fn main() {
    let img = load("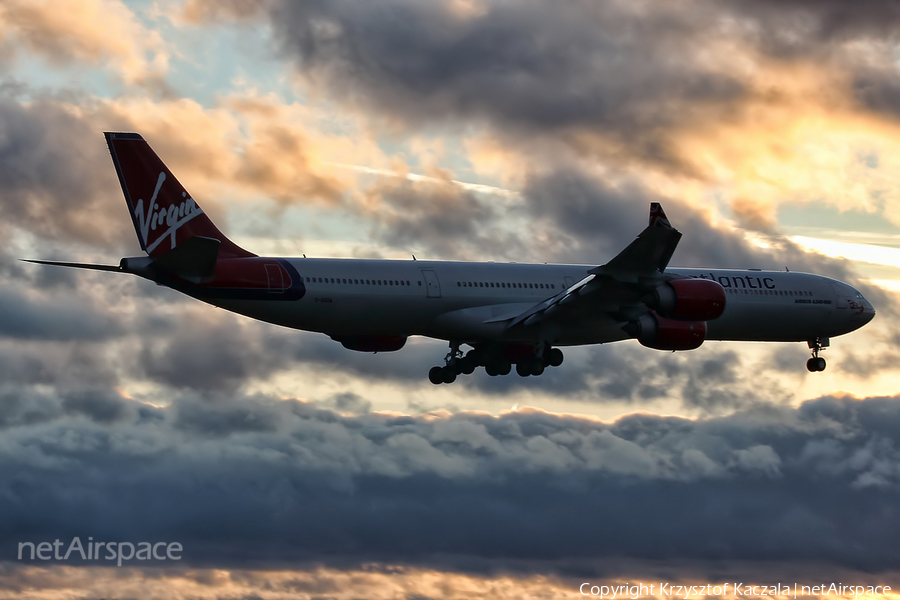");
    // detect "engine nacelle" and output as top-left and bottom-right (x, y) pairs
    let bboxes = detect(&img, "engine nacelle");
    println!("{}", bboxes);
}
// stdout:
(648, 278), (726, 321)
(332, 335), (408, 353)
(625, 313), (707, 351)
